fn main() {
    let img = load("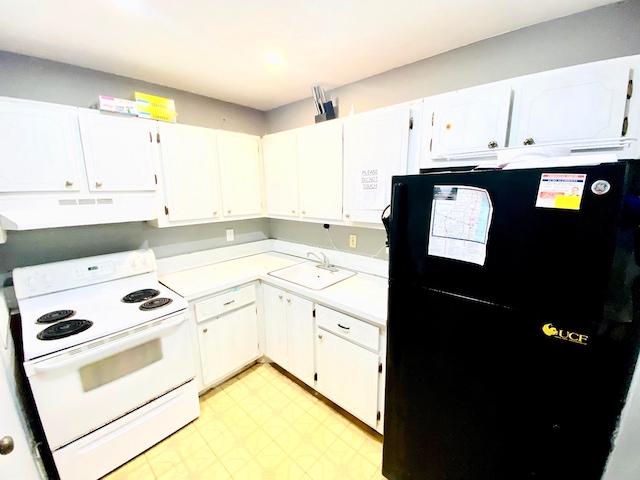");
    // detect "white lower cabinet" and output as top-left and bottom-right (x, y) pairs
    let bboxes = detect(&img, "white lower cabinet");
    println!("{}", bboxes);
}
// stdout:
(263, 284), (315, 386)
(315, 305), (381, 430)
(195, 284), (259, 389)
